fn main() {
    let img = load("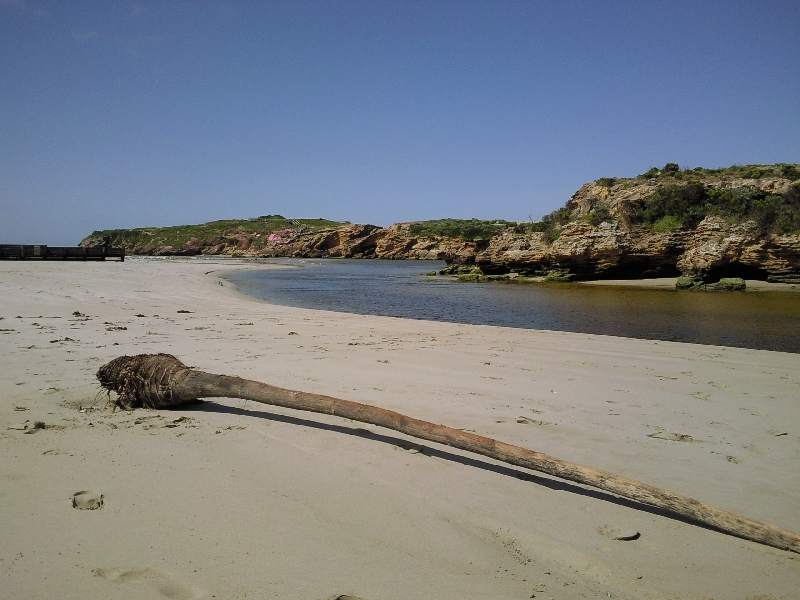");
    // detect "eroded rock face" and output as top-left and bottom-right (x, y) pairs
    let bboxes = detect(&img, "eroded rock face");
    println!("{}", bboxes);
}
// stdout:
(258, 223), (461, 260)
(81, 219), (475, 261)
(474, 214), (800, 282)
(473, 174), (800, 282)
(474, 230), (550, 275)
(475, 222), (689, 279)
(740, 236), (800, 282)
(550, 222), (631, 276)
(659, 215), (800, 282)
